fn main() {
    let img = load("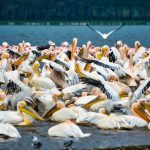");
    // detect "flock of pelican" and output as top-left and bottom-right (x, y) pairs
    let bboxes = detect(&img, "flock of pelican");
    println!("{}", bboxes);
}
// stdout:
(0, 39), (150, 140)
